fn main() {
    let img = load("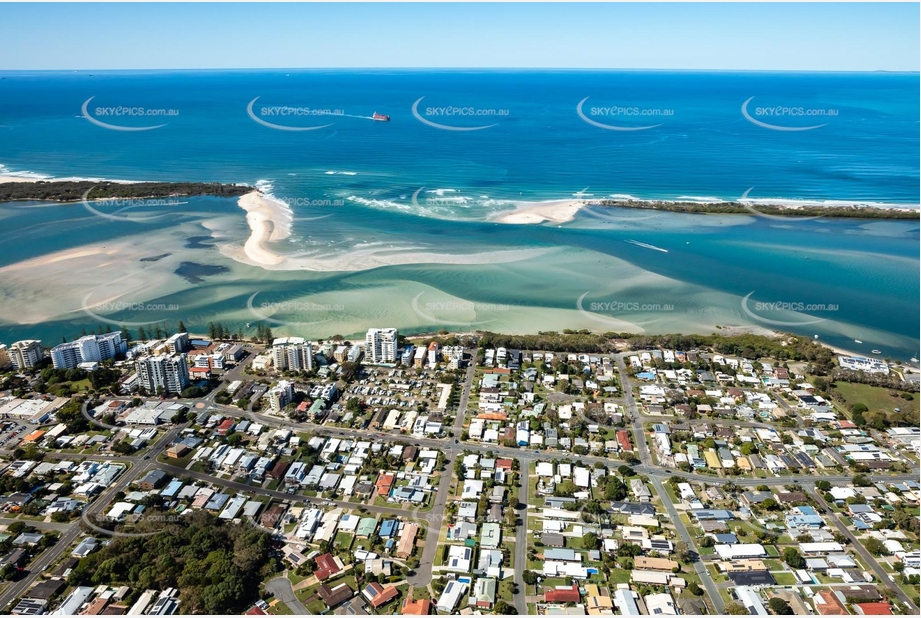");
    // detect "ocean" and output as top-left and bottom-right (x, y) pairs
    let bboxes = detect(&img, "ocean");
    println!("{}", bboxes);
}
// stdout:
(0, 70), (918, 359)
